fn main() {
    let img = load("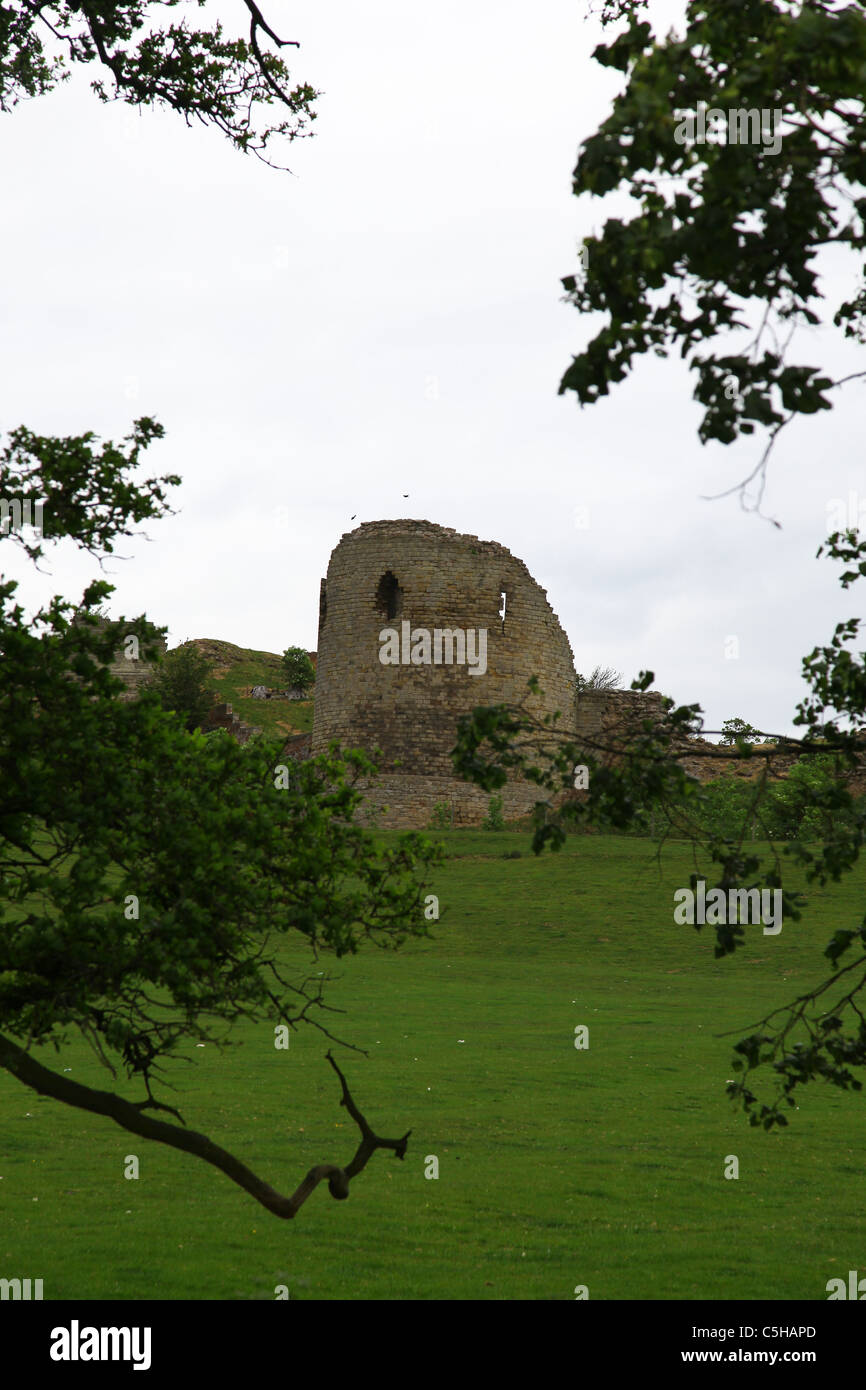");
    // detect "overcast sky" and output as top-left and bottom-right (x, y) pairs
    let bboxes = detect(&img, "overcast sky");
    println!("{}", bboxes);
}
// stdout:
(2, 0), (863, 739)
